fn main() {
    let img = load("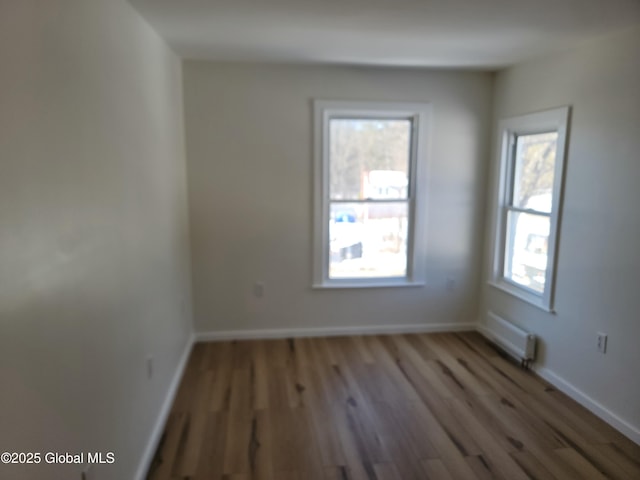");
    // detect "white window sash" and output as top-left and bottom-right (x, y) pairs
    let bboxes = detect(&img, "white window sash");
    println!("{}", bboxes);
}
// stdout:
(491, 106), (570, 311)
(313, 100), (431, 288)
